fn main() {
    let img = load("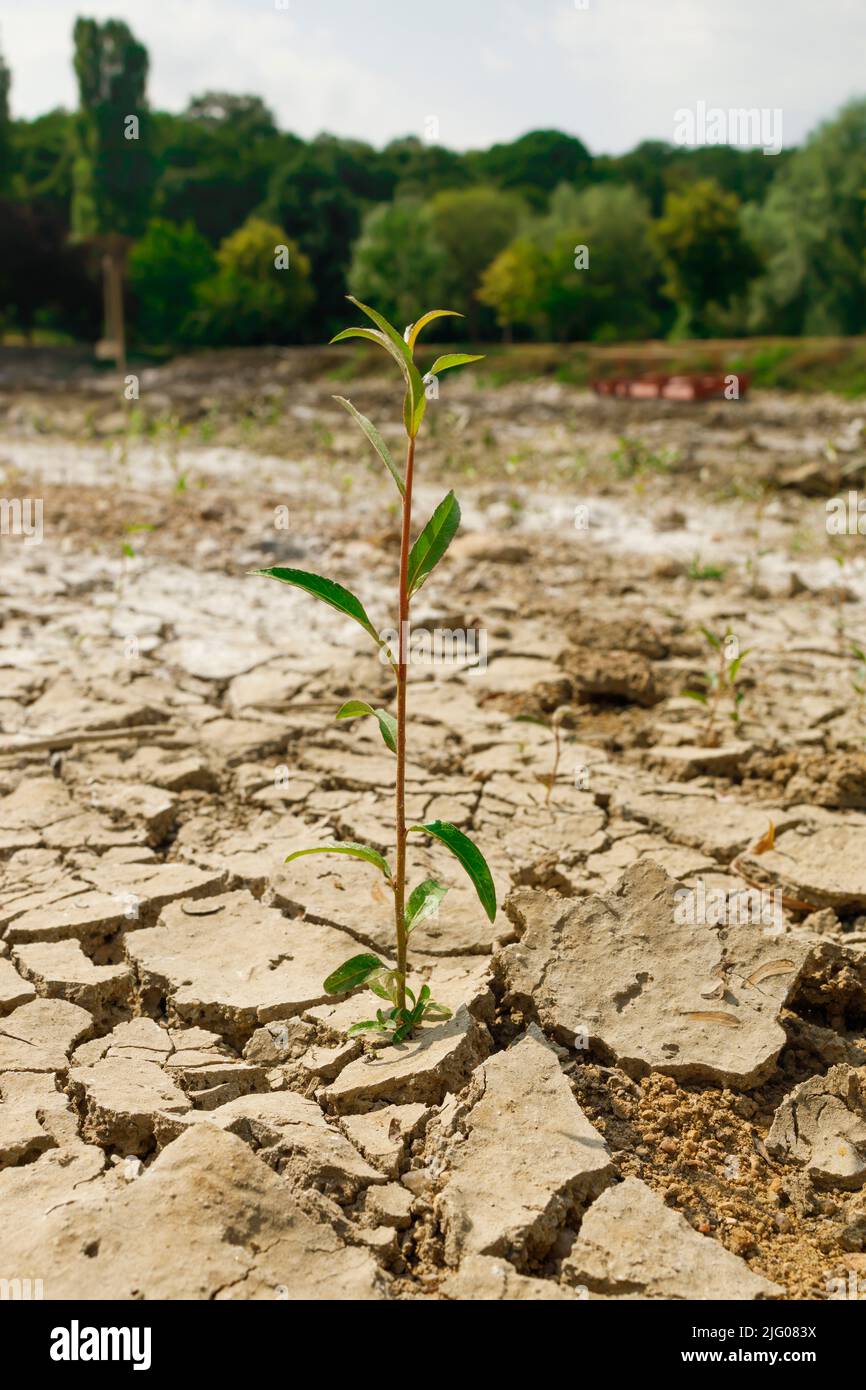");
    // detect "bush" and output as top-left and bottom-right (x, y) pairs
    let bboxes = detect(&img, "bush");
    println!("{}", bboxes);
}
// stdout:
(191, 216), (313, 345)
(128, 218), (216, 346)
